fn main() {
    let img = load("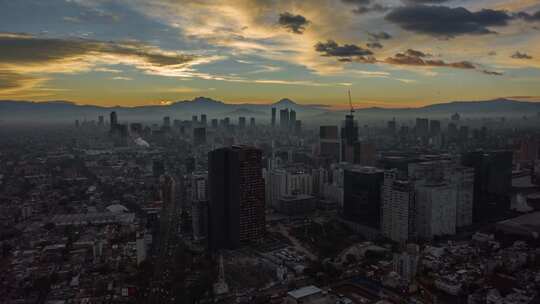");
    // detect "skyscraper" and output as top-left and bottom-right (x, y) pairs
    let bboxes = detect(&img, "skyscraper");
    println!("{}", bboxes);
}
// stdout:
(341, 113), (358, 162)
(98, 115), (104, 126)
(279, 108), (289, 130)
(193, 127), (206, 146)
(381, 170), (416, 243)
(343, 166), (384, 229)
(208, 146), (265, 251)
(319, 126), (340, 161)
(238, 116), (246, 129)
(250, 117), (255, 127)
(201, 114), (207, 126)
(110, 111), (118, 129)
(289, 109), (296, 130)
(211, 118), (218, 128)
(163, 116), (171, 129)
(415, 118), (429, 138)
(461, 151), (512, 222)
(271, 107), (276, 127)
